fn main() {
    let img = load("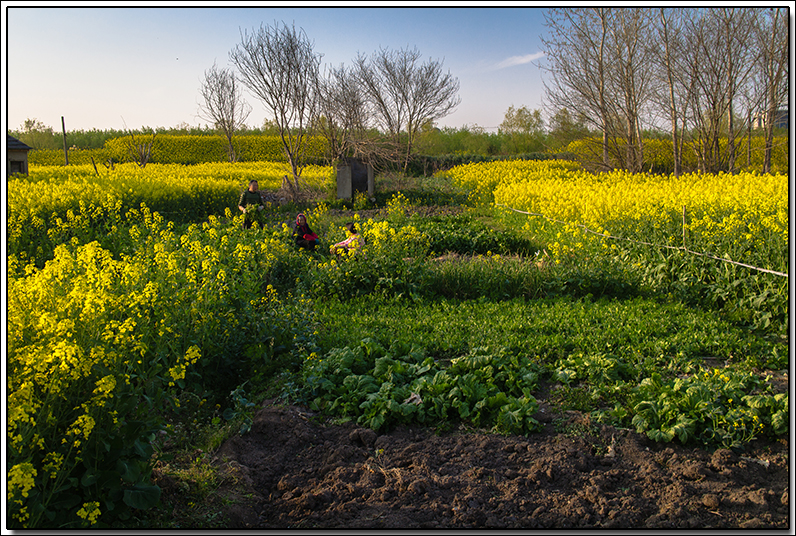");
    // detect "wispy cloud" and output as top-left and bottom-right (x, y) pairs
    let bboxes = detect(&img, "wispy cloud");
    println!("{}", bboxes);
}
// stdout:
(492, 52), (545, 70)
